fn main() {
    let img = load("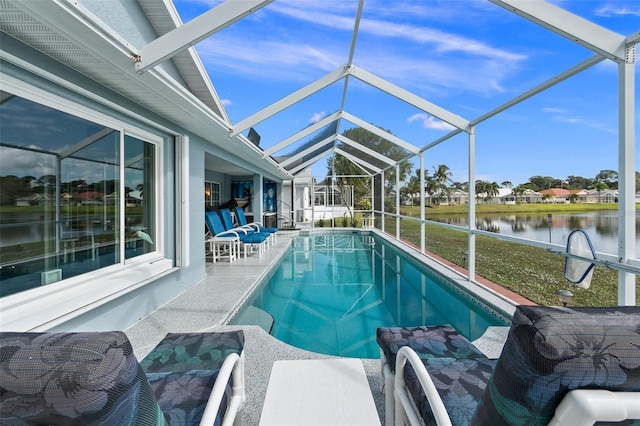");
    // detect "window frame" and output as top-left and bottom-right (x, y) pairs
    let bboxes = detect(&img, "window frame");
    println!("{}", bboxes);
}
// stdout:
(205, 181), (221, 209)
(0, 71), (174, 331)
